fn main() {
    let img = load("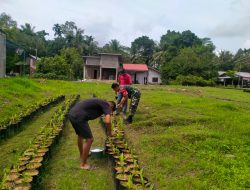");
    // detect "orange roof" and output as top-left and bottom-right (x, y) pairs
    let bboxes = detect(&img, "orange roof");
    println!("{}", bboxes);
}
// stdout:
(123, 64), (148, 72)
